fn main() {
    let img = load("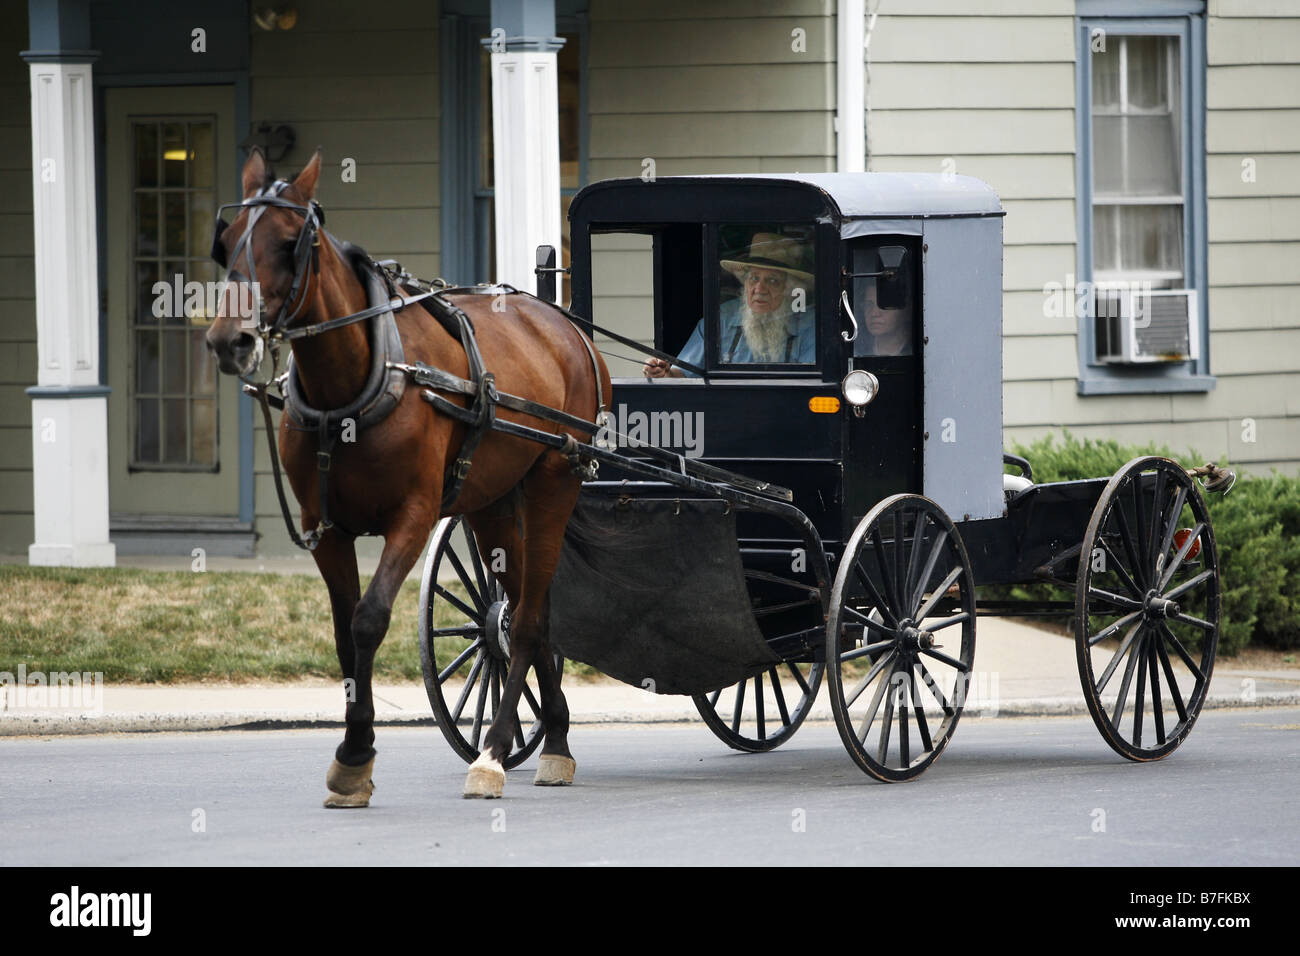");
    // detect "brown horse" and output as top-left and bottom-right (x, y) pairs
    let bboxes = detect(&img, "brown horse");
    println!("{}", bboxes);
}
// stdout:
(205, 148), (610, 803)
